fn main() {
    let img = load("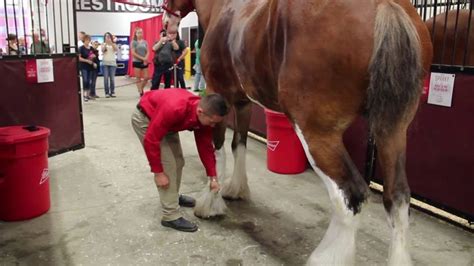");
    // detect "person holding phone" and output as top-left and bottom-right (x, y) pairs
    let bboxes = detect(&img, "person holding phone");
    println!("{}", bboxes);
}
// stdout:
(150, 29), (179, 90)
(102, 32), (118, 98)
